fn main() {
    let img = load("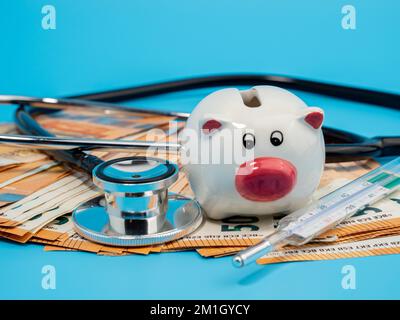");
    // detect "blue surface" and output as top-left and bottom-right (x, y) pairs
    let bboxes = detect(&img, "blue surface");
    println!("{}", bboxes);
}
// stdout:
(0, 0), (399, 299)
